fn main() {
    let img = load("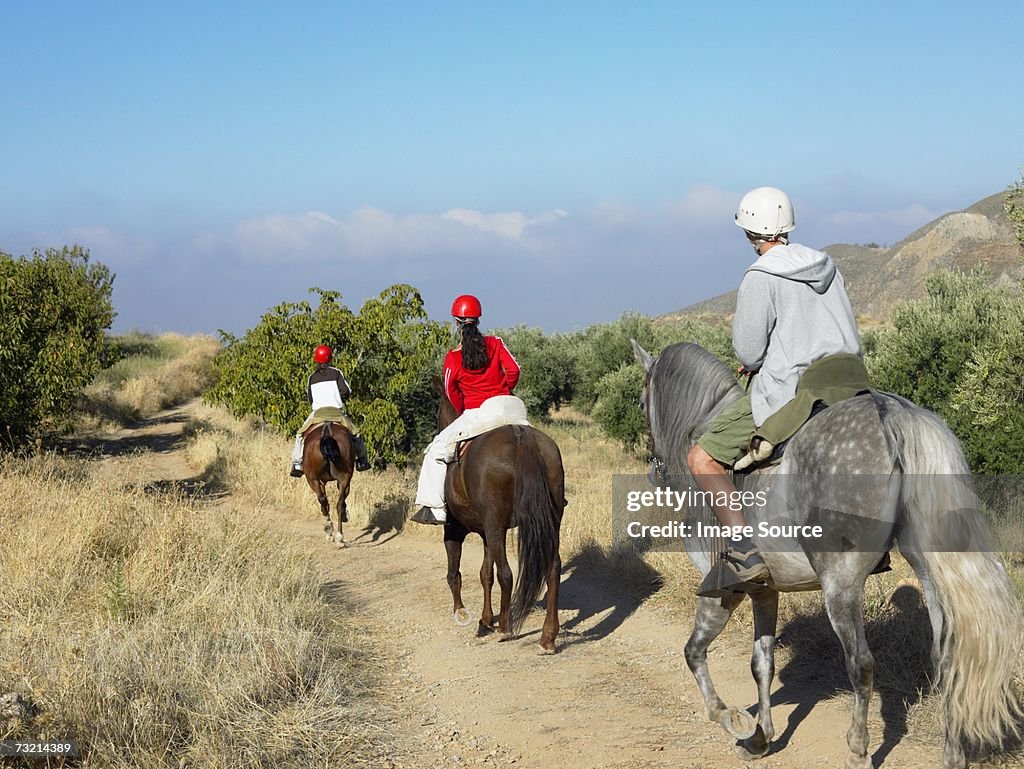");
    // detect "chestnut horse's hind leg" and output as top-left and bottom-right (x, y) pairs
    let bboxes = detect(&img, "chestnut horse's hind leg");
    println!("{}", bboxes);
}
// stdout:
(478, 534), (496, 636)
(488, 530), (514, 639)
(333, 477), (350, 548)
(537, 545), (562, 654)
(444, 521), (471, 626)
(308, 477), (333, 542)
